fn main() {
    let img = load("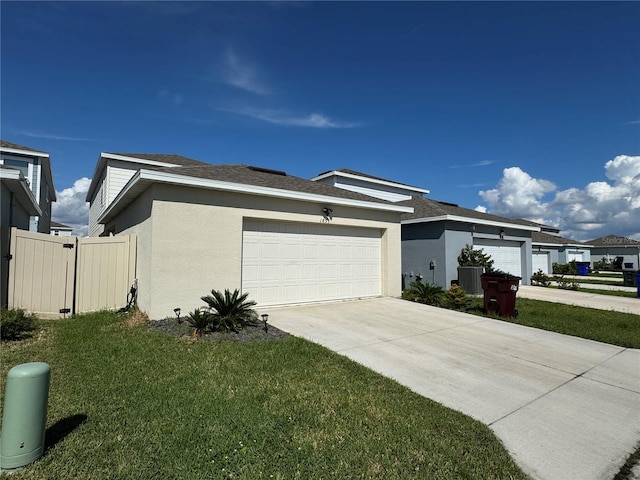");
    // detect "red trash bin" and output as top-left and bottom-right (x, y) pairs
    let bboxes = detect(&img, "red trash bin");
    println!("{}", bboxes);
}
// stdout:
(481, 273), (521, 317)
